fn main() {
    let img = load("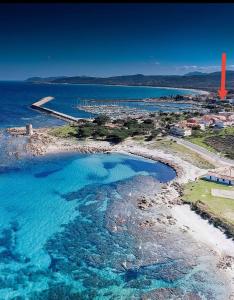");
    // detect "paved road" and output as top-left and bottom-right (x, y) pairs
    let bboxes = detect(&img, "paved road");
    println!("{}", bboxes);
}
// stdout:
(168, 135), (234, 166)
